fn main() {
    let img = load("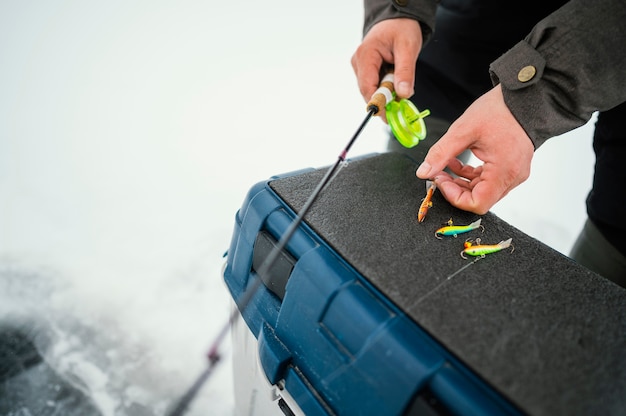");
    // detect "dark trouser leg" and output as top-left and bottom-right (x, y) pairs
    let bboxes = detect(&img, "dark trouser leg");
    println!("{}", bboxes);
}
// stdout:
(570, 103), (626, 288)
(570, 219), (626, 287)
